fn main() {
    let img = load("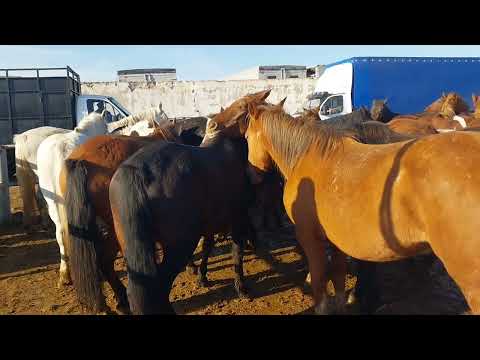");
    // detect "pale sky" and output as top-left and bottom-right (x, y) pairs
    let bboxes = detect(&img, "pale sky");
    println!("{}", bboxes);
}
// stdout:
(1, 45), (479, 82)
